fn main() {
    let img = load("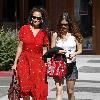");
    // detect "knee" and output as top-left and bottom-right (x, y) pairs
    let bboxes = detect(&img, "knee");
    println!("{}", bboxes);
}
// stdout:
(56, 88), (63, 96)
(67, 88), (74, 95)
